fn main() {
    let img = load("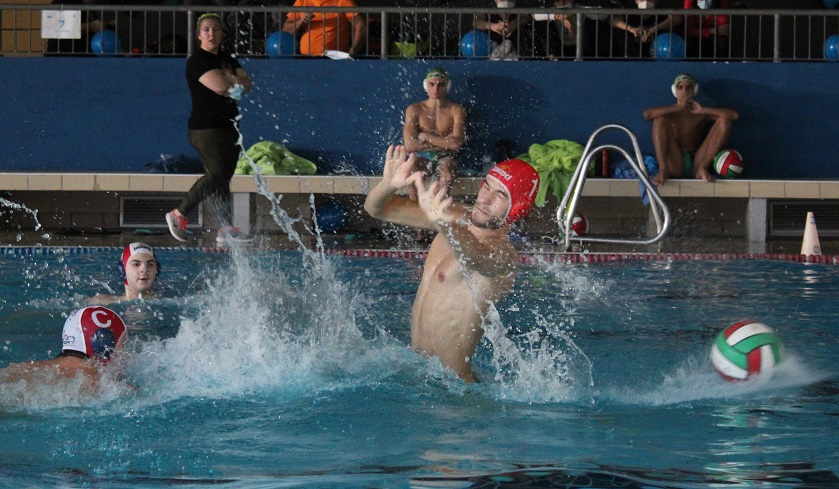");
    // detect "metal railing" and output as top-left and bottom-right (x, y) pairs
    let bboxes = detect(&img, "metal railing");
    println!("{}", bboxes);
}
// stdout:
(557, 124), (670, 251)
(1, 5), (838, 61)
